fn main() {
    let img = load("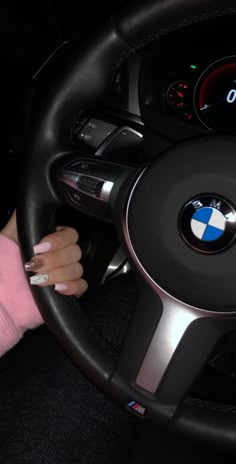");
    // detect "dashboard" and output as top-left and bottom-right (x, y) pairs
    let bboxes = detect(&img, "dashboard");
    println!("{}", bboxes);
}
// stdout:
(99, 15), (236, 140)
